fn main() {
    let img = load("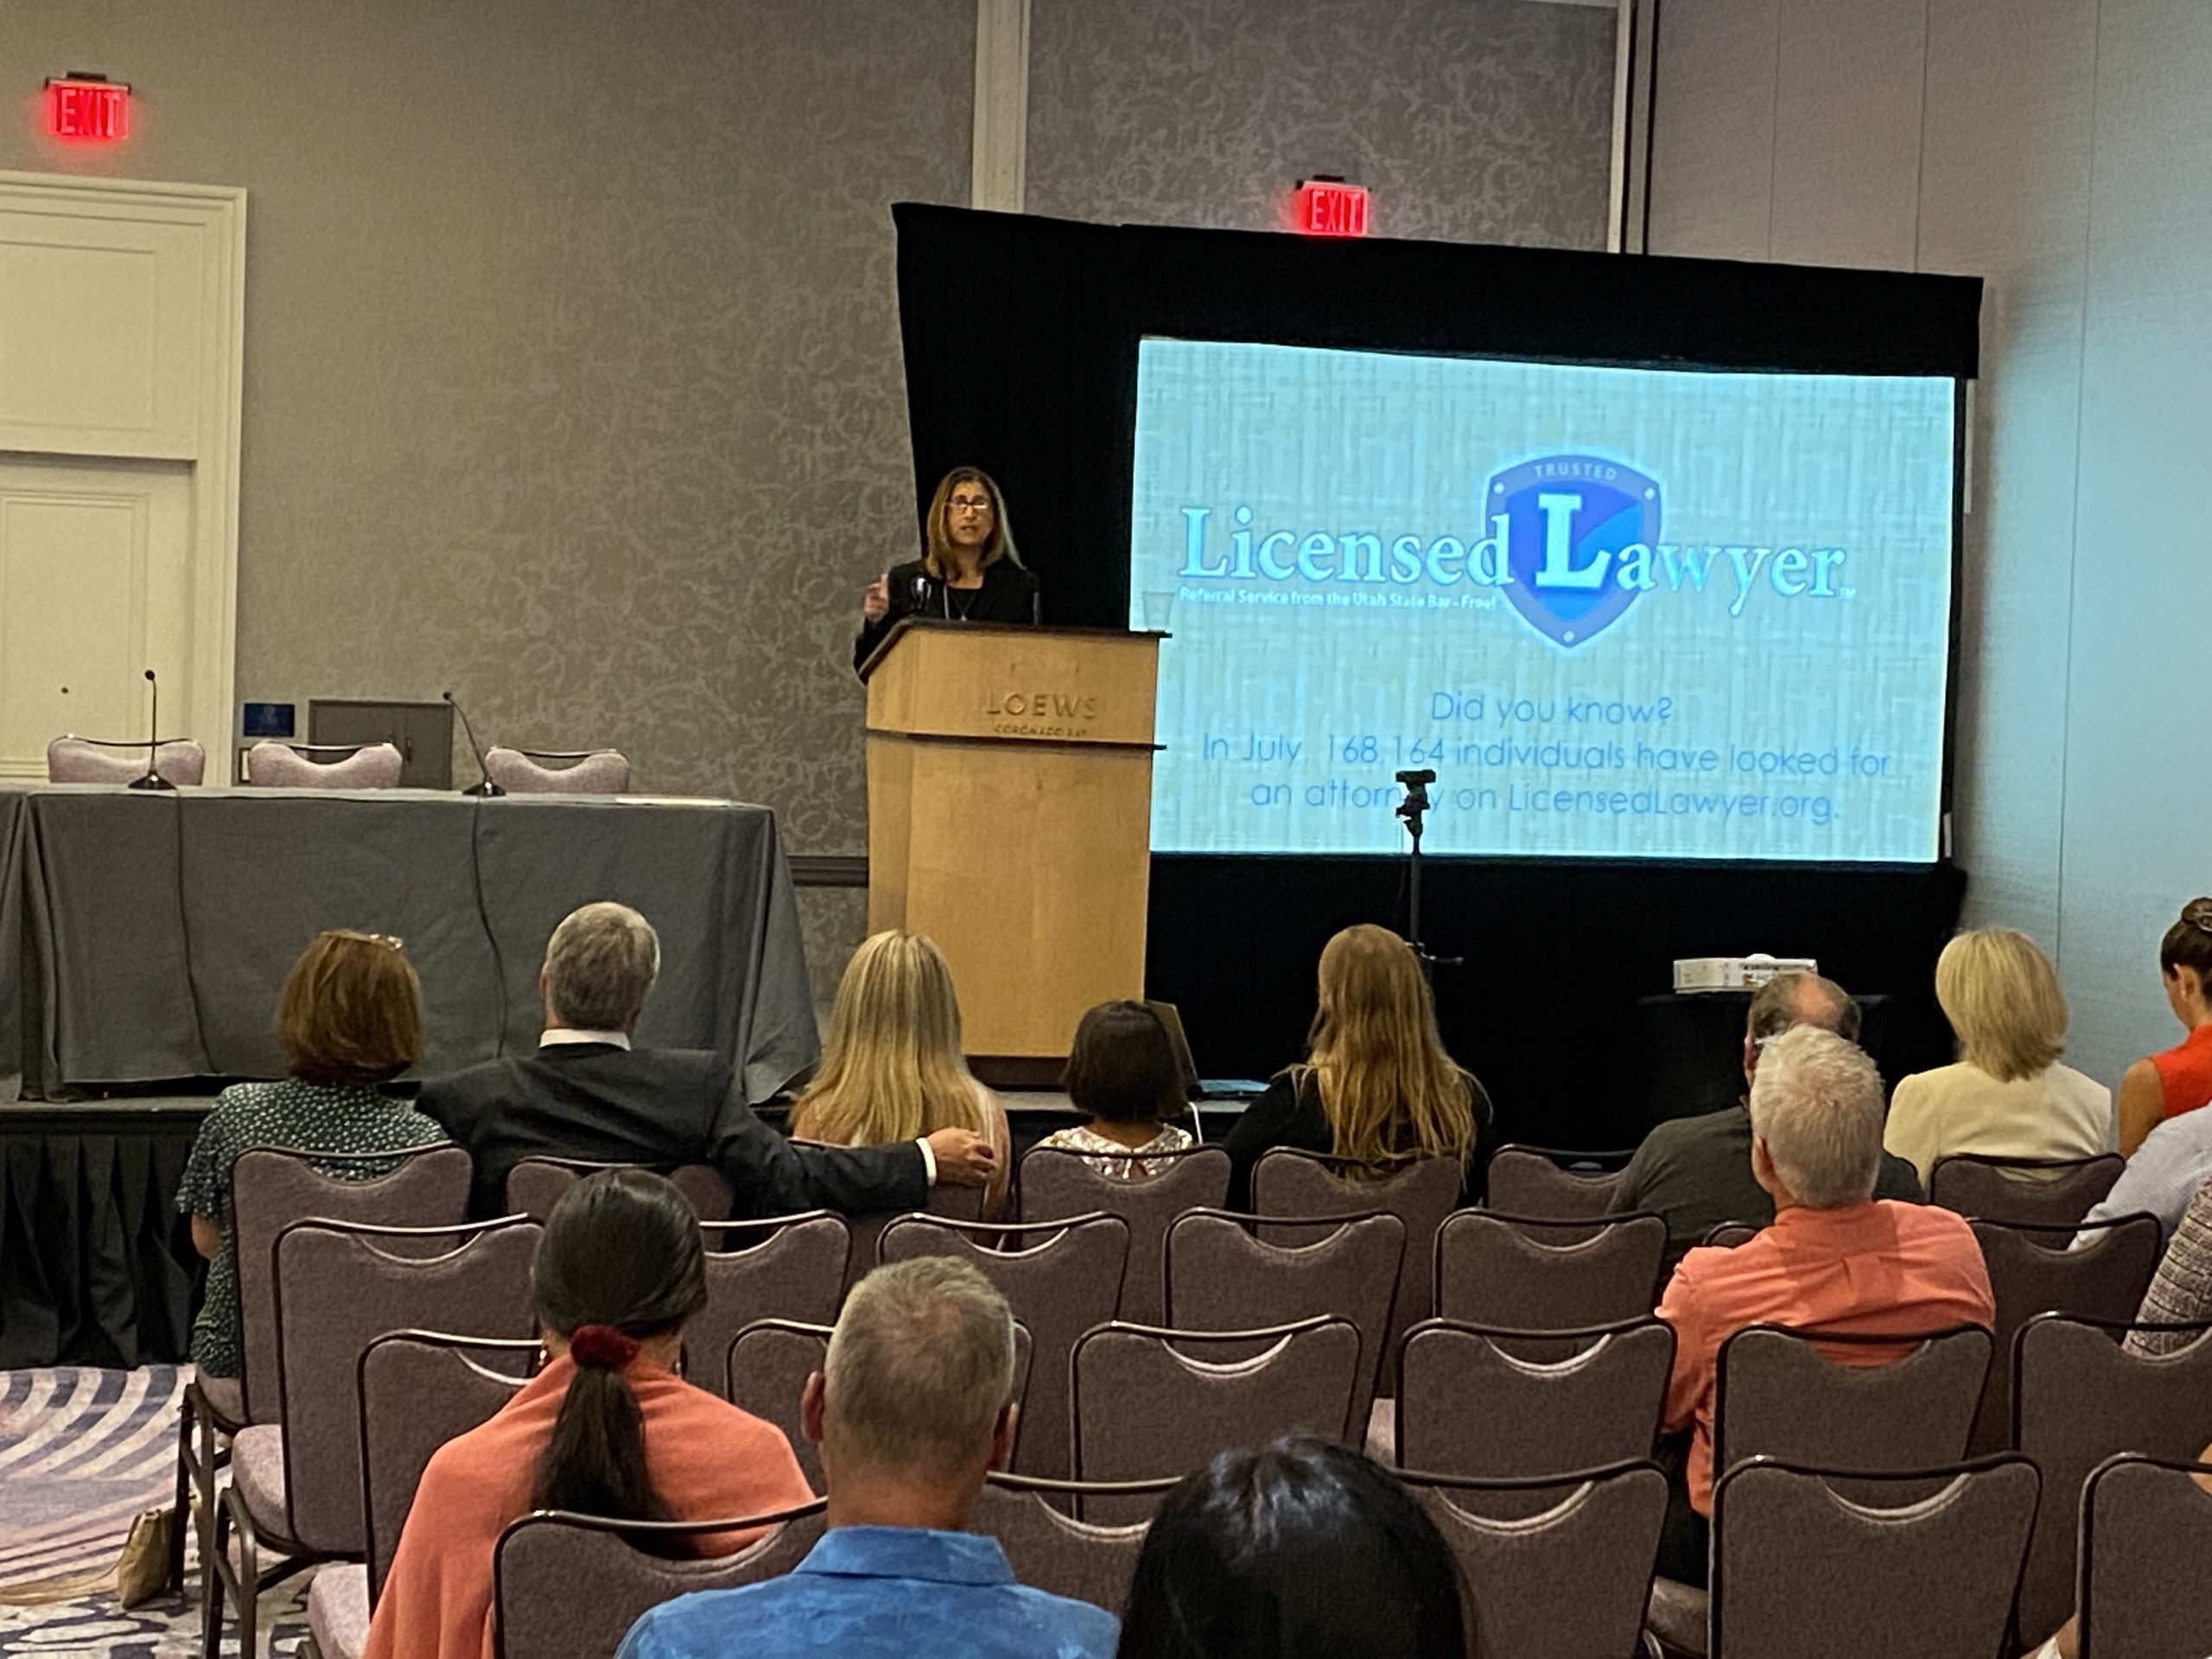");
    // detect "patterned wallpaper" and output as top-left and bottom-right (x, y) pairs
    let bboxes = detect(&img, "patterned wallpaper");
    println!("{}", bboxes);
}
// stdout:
(1026, 0), (1616, 248)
